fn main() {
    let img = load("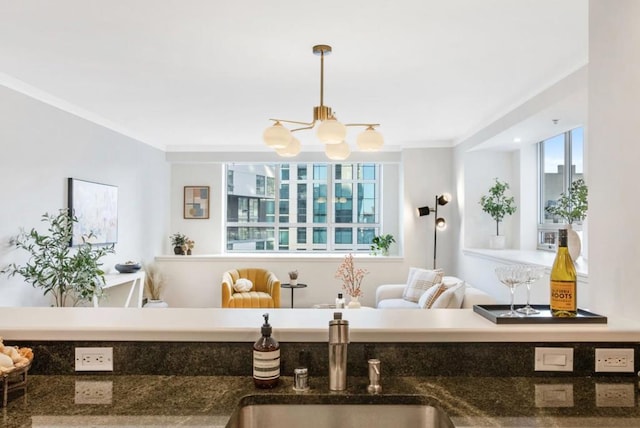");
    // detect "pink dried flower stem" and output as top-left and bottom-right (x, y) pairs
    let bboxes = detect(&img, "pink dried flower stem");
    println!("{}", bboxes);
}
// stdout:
(335, 253), (368, 298)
